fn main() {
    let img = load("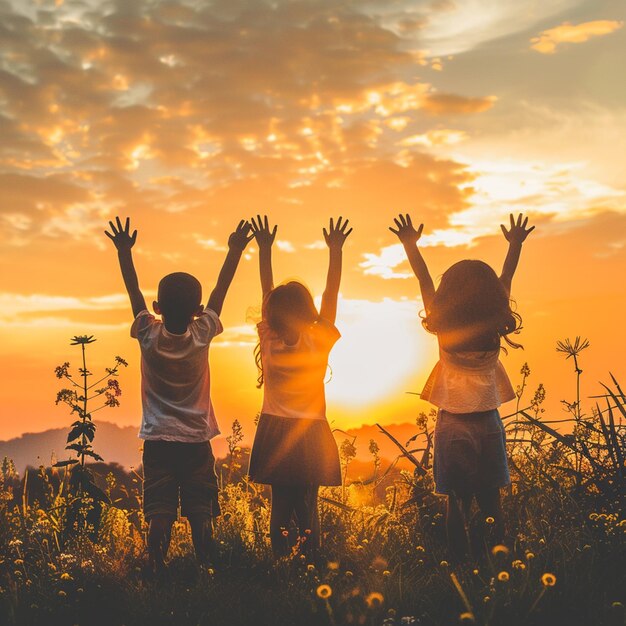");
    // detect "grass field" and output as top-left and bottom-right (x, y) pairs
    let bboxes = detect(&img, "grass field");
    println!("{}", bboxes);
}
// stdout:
(0, 346), (624, 626)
